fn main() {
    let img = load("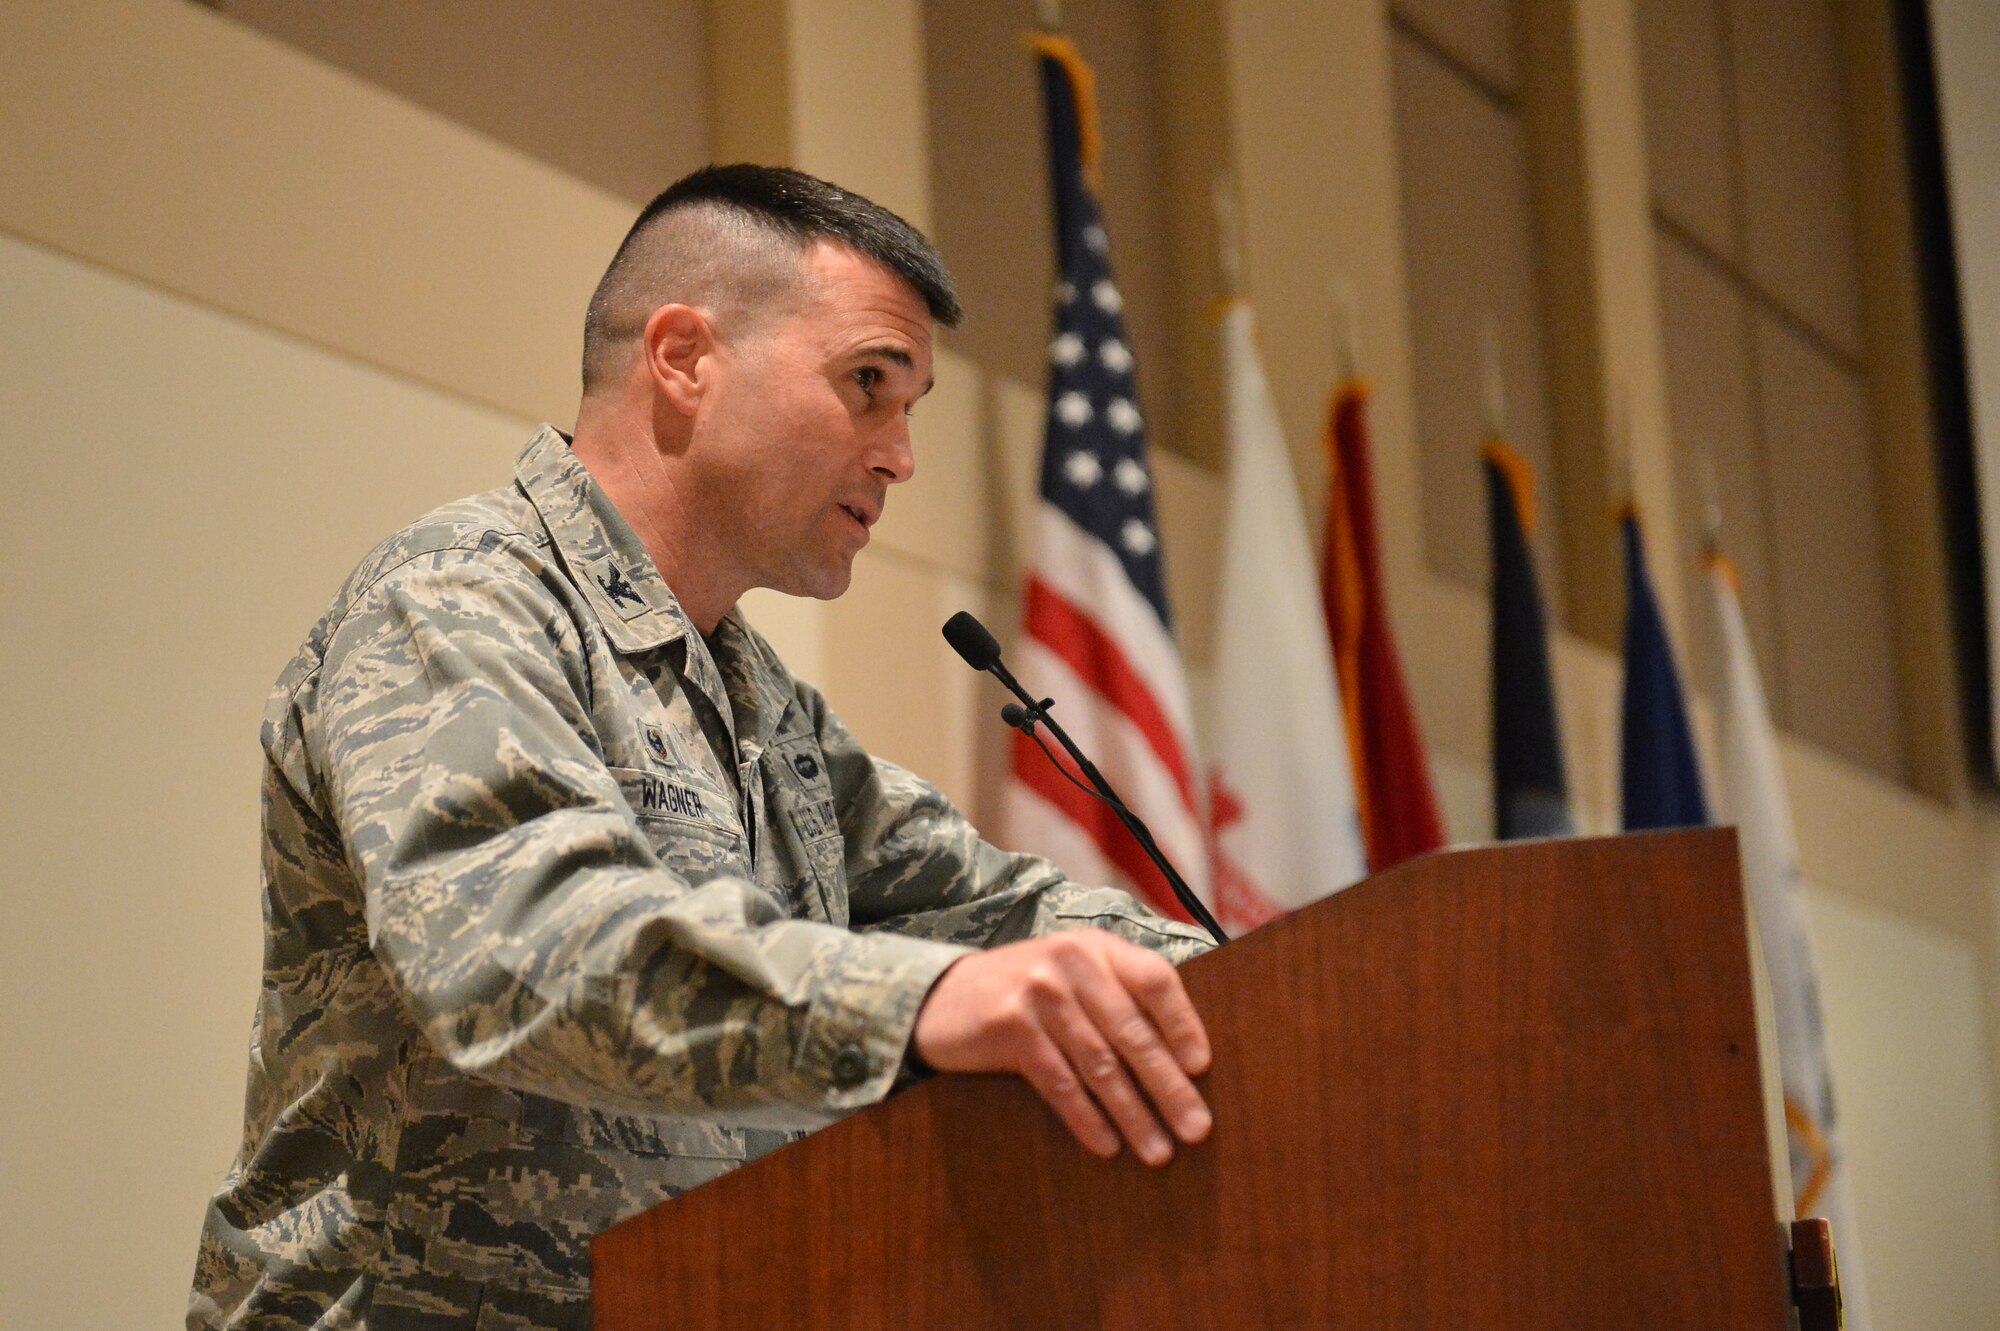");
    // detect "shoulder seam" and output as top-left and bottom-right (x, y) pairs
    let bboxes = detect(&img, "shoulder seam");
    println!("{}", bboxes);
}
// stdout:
(282, 529), (565, 711)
